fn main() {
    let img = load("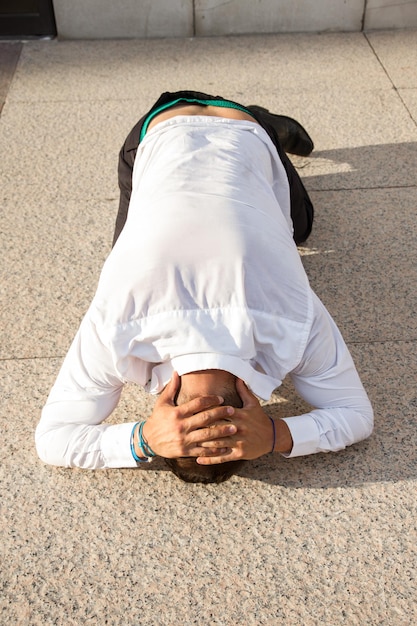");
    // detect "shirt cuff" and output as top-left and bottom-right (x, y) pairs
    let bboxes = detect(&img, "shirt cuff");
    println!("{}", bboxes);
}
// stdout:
(281, 414), (322, 458)
(101, 422), (140, 468)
